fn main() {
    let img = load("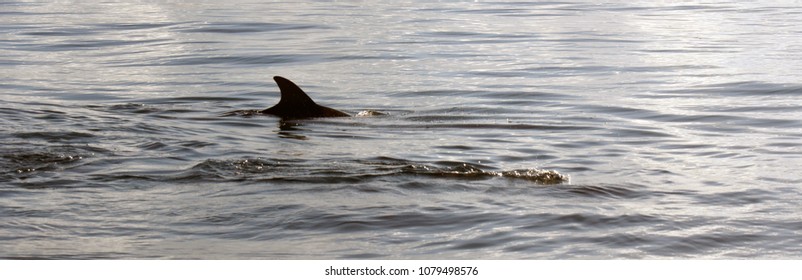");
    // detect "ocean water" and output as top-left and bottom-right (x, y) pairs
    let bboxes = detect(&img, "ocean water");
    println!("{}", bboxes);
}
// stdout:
(2, 1), (802, 259)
